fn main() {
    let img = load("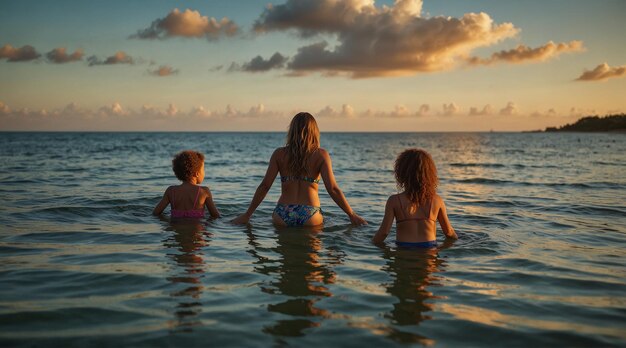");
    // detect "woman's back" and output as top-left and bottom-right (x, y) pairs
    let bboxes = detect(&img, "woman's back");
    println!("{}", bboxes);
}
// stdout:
(275, 147), (324, 206)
